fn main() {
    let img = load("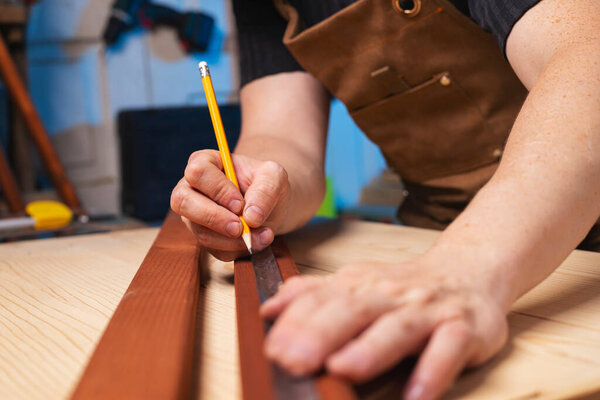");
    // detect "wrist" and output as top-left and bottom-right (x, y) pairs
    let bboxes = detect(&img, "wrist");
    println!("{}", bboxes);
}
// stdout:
(420, 238), (521, 313)
(277, 174), (326, 235)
